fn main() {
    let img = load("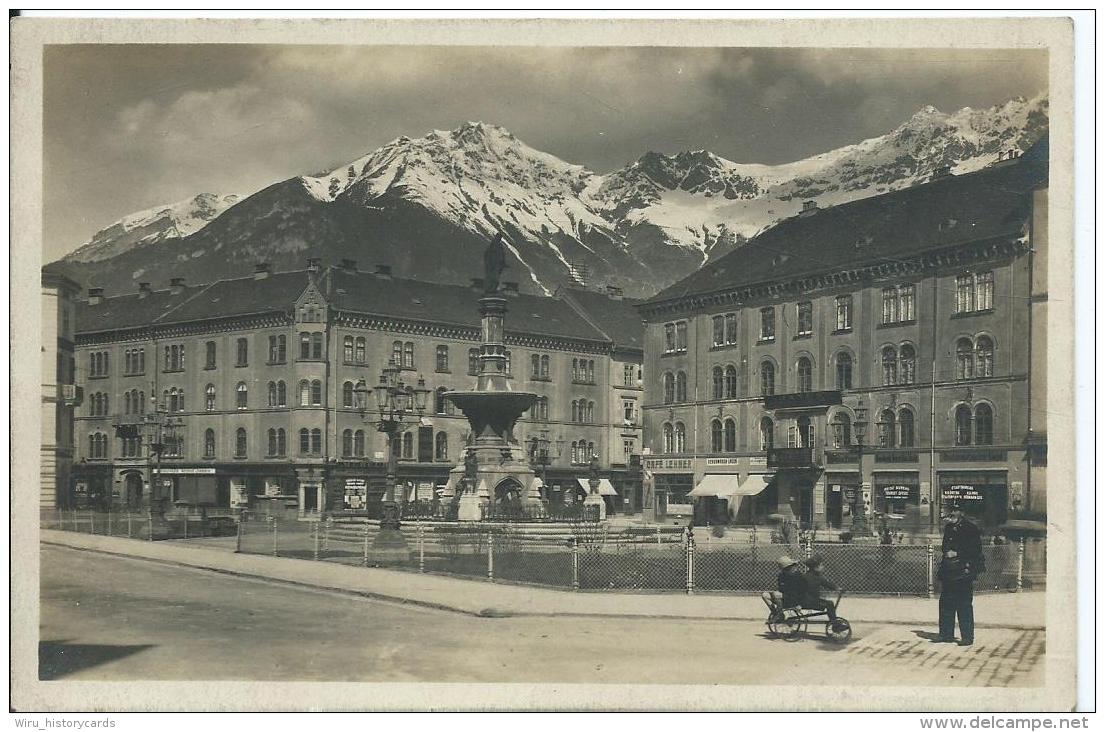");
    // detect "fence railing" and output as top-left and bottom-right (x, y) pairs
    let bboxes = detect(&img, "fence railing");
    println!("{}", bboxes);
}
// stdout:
(42, 510), (1045, 597)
